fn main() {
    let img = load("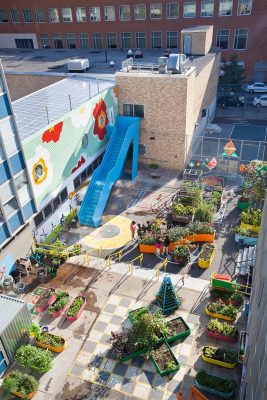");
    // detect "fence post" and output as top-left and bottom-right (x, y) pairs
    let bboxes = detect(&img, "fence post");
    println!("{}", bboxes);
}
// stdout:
(96, 78), (99, 93)
(45, 106), (49, 124)
(68, 94), (72, 111)
(88, 84), (91, 99)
